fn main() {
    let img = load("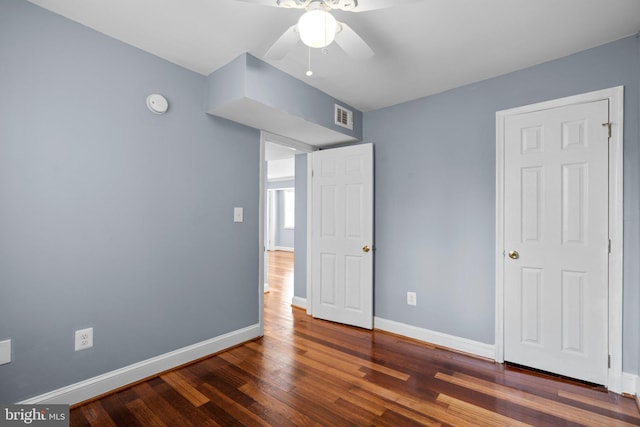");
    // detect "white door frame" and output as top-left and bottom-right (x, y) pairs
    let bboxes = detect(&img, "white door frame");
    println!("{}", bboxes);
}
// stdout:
(306, 154), (313, 315)
(266, 189), (276, 252)
(495, 86), (624, 392)
(264, 189), (275, 294)
(258, 131), (315, 335)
